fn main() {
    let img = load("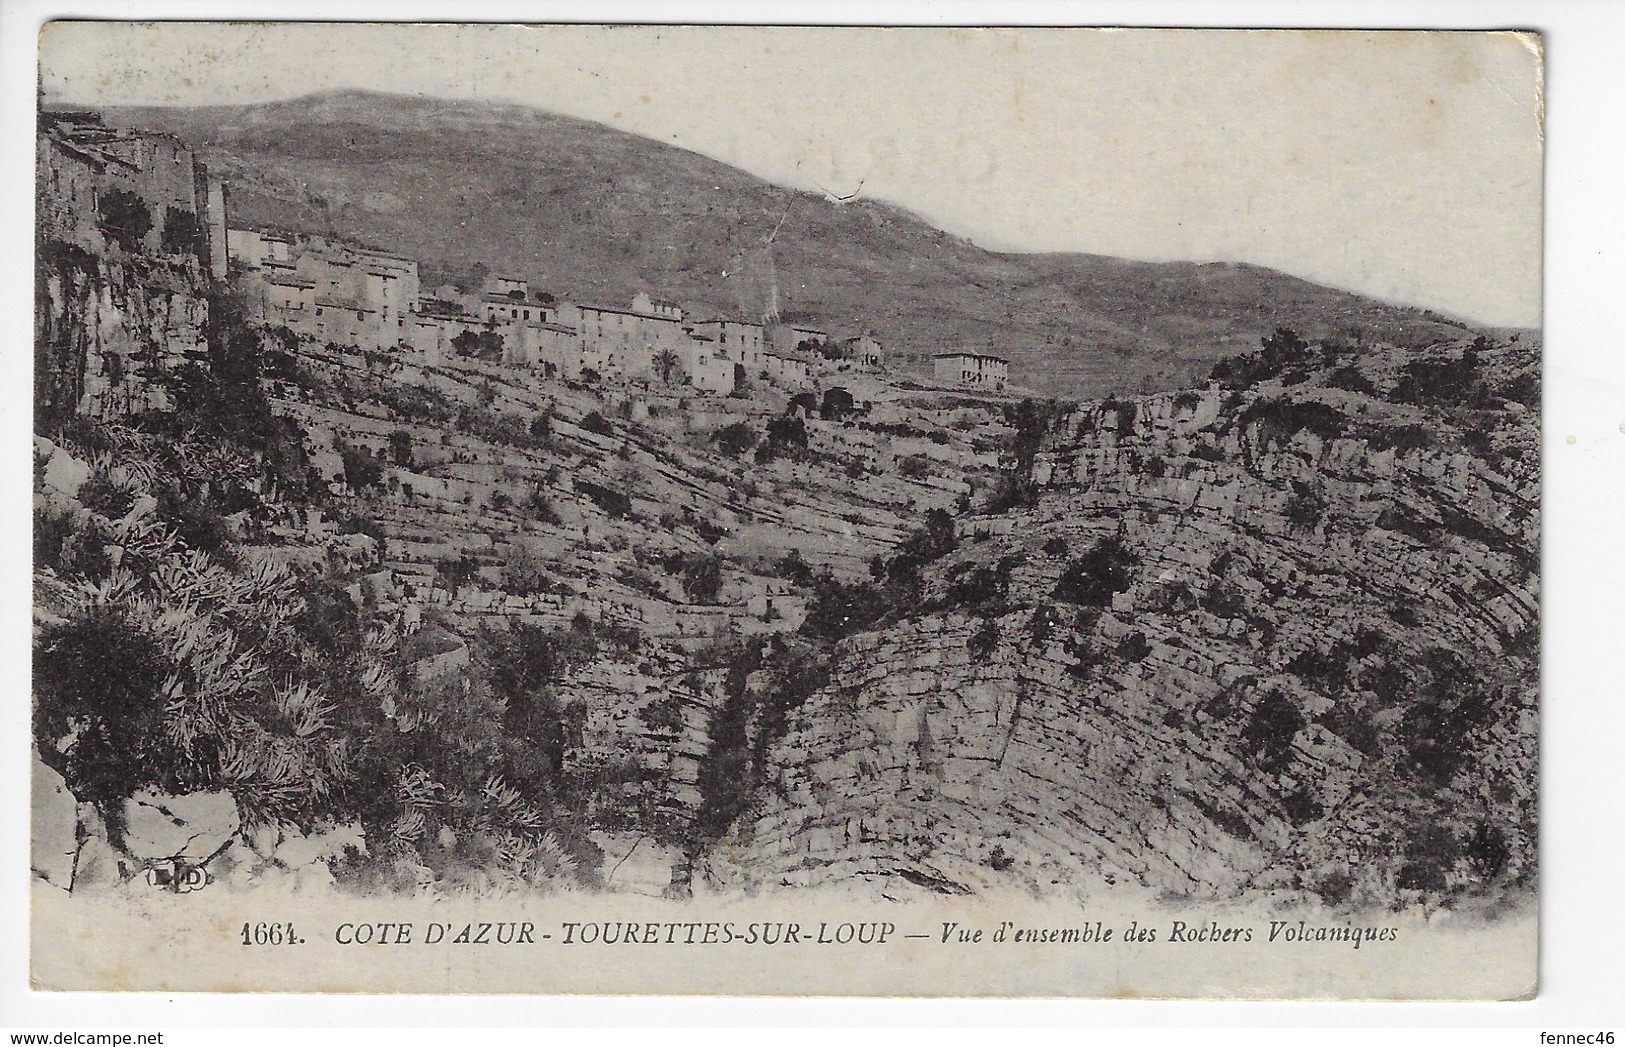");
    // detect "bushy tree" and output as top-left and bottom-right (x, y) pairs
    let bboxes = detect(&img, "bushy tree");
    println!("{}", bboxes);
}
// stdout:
(1052, 536), (1136, 606)
(680, 554), (725, 605)
(34, 606), (182, 804)
(387, 428), (414, 467)
(340, 441), (384, 492)
(712, 421), (757, 457)
(97, 188), (152, 252)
